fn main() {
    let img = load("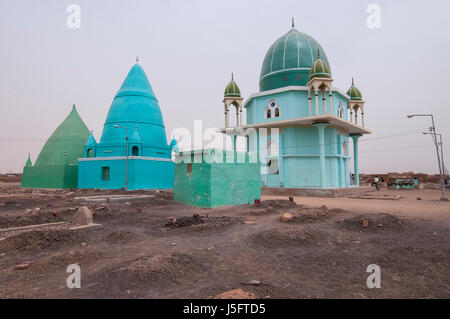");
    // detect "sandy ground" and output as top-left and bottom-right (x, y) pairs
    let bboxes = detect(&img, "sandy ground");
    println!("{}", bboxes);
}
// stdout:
(0, 184), (449, 299)
(264, 188), (450, 225)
